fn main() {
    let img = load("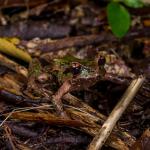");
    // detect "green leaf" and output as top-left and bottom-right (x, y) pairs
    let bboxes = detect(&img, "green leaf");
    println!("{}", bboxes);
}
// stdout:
(107, 2), (131, 38)
(124, 0), (144, 8)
